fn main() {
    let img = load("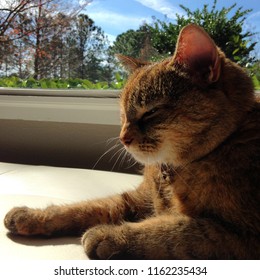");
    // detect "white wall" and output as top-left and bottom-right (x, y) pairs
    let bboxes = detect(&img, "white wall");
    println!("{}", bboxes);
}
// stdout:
(0, 89), (139, 174)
